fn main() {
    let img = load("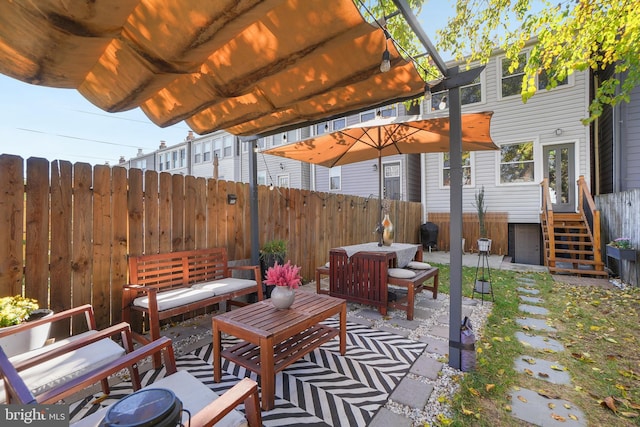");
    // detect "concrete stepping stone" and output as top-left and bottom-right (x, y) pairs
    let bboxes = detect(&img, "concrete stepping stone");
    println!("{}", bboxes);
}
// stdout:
(424, 324), (449, 340)
(517, 277), (537, 285)
(519, 304), (549, 316)
(516, 317), (557, 332)
(509, 387), (586, 426)
(520, 295), (544, 304)
(390, 377), (433, 408)
(516, 331), (565, 353)
(514, 356), (571, 385)
(517, 287), (540, 295)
